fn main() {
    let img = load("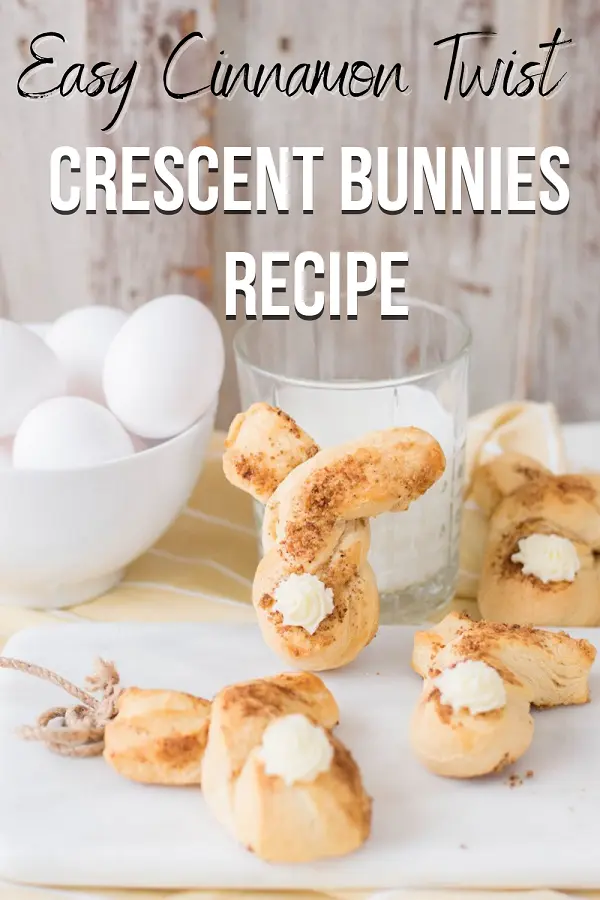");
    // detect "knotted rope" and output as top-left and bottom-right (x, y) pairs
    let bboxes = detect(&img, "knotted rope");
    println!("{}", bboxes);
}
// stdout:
(0, 656), (122, 758)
